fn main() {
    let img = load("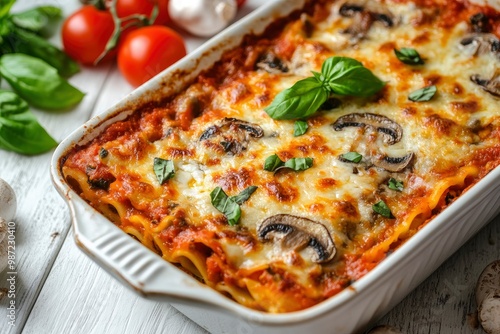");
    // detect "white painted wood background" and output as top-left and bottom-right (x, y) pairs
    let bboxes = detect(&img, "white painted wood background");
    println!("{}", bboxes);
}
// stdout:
(0, 1), (498, 333)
